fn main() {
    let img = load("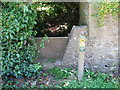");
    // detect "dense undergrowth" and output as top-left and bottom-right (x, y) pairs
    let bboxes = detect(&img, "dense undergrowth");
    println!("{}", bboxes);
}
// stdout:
(2, 67), (119, 89)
